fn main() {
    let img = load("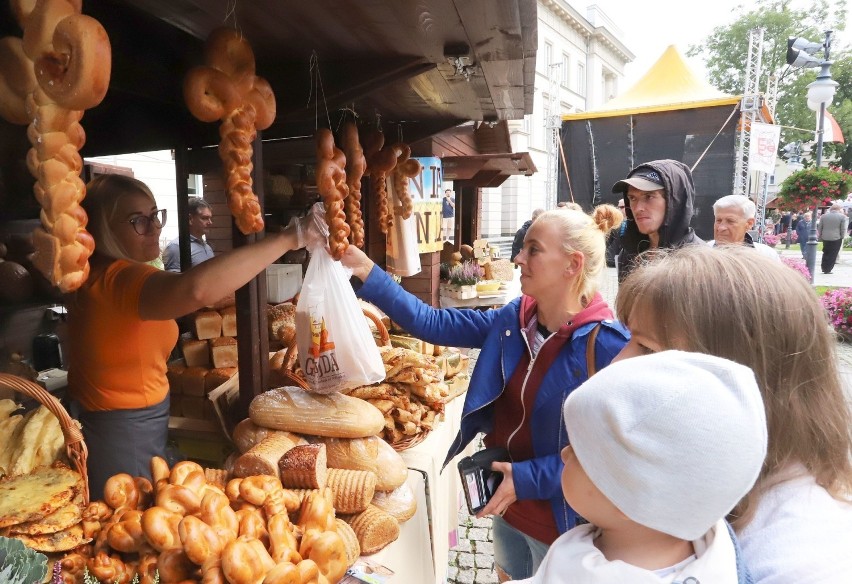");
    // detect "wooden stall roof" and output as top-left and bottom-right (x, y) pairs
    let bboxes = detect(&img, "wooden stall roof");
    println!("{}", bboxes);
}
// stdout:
(0, 0), (537, 156)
